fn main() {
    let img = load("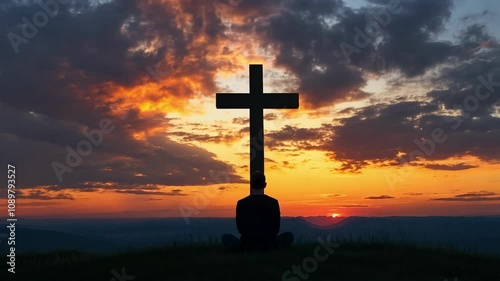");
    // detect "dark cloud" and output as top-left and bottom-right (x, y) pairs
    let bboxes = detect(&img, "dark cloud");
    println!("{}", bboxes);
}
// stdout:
(321, 102), (438, 171)
(1, 1), (164, 120)
(265, 157), (277, 163)
(282, 160), (296, 169)
(321, 100), (500, 172)
(169, 131), (242, 144)
(113, 189), (187, 196)
(217, 186), (238, 191)
(250, 0), (367, 107)
(19, 189), (74, 200)
(424, 163), (478, 171)
(239, 0), (459, 107)
(432, 197), (500, 202)
(233, 0), (497, 138)
(404, 193), (424, 196)
(232, 117), (249, 125)
(336, 161), (369, 173)
(1, 0), (499, 193)
(432, 190), (500, 201)
(459, 10), (491, 22)
(428, 51), (500, 118)
(455, 191), (497, 198)
(264, 113), (278, 120)
(0, 0), (250, 192)
(365, 195), (394, 200)
(373, 0), (456, 76)
(0, 103), (246, 189)
(266, 124), (329, 151)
